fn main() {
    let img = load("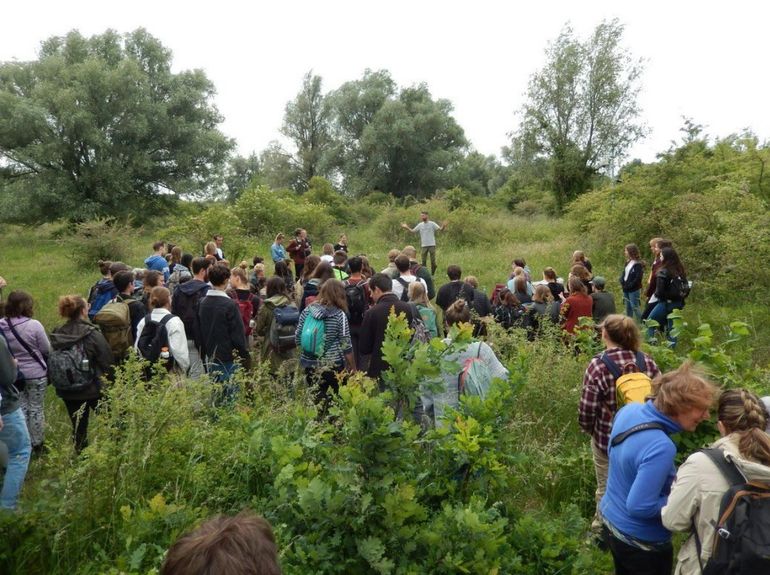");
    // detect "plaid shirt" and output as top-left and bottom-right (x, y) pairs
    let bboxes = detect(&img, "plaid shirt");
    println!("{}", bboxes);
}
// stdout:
(578, 348), (660, 454)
